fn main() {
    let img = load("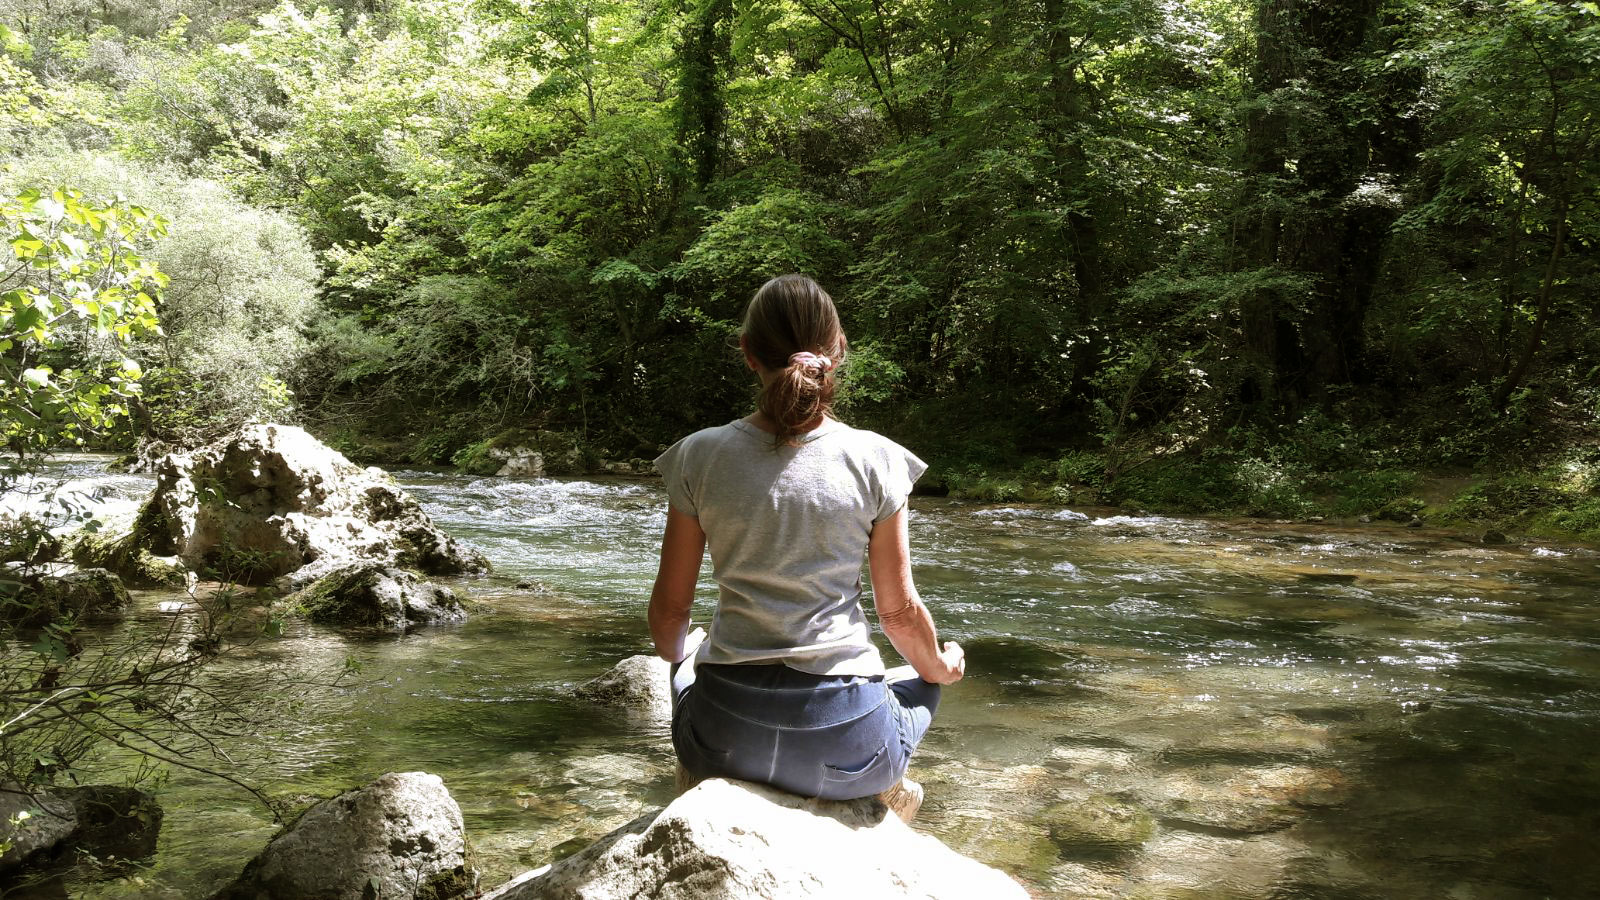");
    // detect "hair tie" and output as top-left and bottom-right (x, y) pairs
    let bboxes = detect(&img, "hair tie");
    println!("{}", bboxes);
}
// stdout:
(788, 351), (834, 375)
